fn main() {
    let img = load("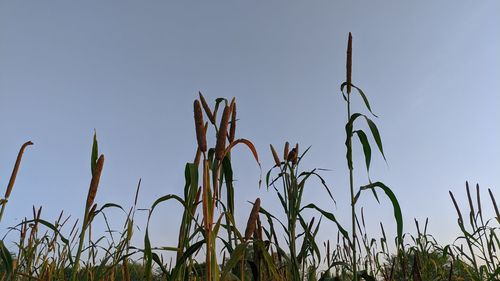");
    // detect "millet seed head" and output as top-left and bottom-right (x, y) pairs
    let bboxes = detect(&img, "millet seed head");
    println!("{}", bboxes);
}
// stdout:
(194, 100), (207, 152)
(245, 198), (261, 240)
(270, 144), (281, 167)
(86, 154), (104, 210)
(346, 32), (352, 94)
(215, 104), (232, 160)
